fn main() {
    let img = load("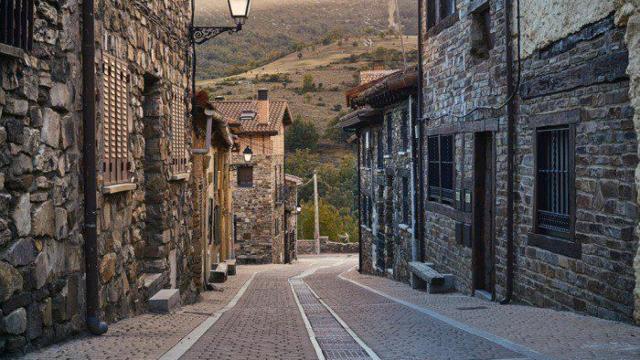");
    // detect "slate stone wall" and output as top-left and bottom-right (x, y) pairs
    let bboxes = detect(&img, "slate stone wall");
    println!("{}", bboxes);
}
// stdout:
(0, 0), (196, 353)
